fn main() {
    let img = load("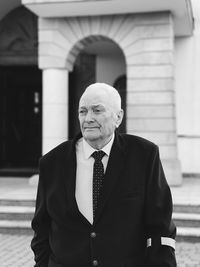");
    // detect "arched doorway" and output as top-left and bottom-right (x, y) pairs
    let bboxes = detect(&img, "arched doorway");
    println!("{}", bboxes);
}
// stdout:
(113, 74), (126, 133)
(0, 6), (42, 175)
(68, 39), (126, 138)
(68, 52), (96, 139)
